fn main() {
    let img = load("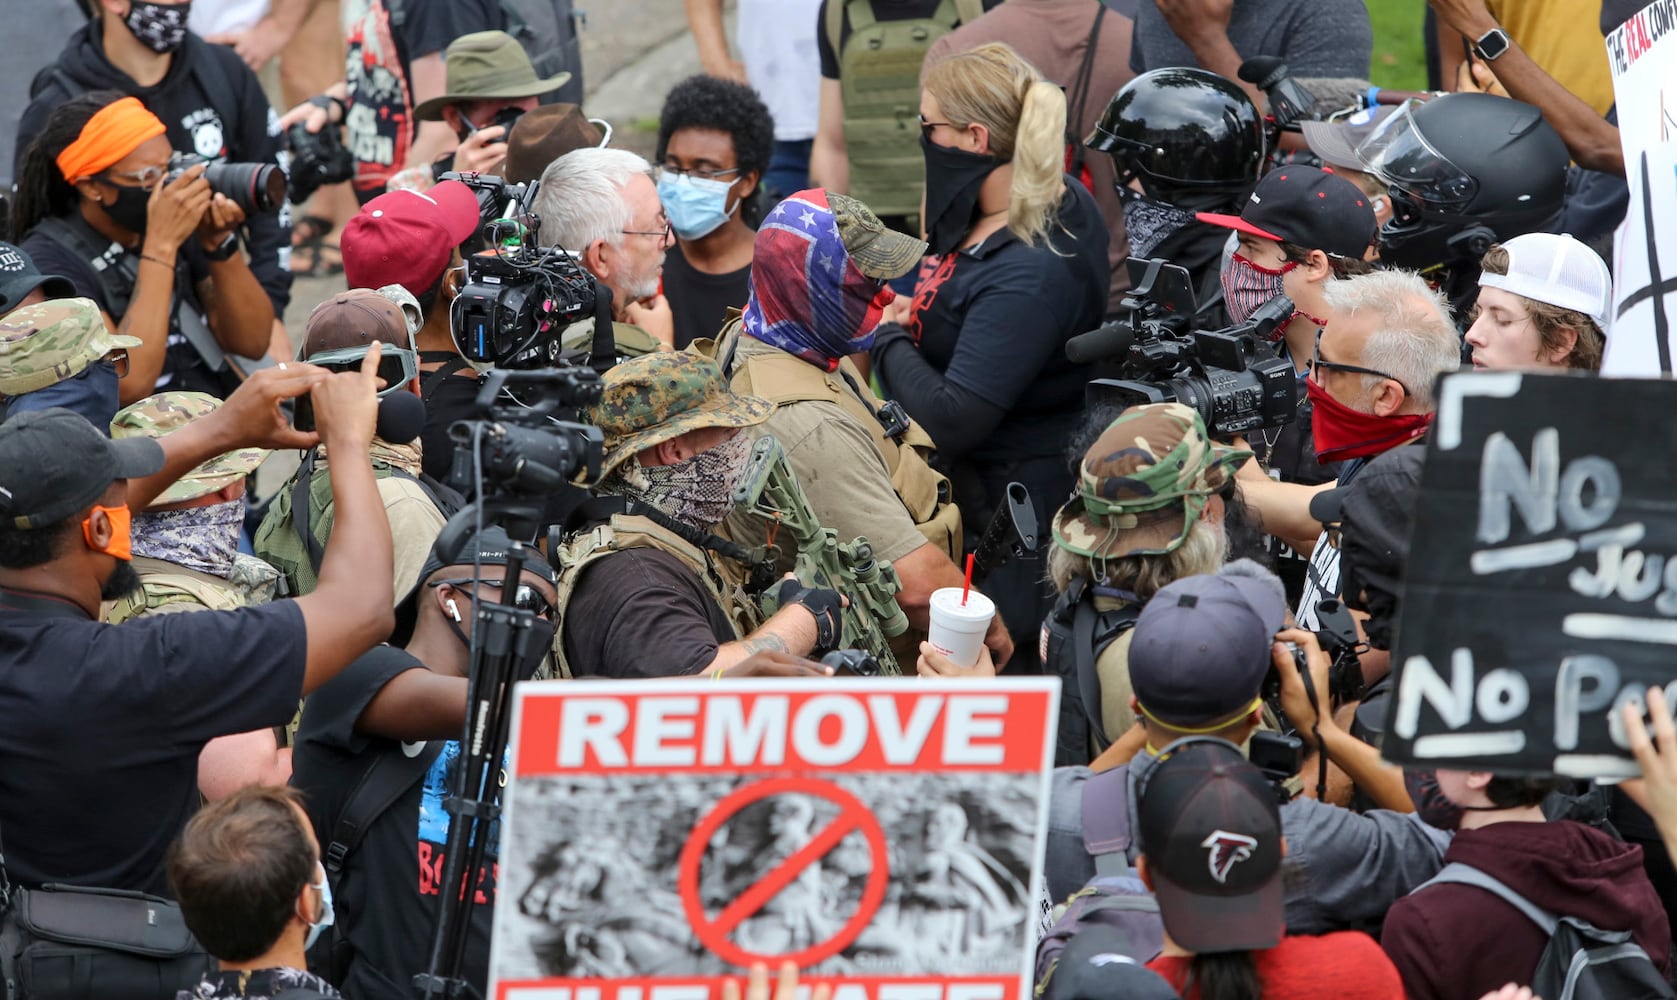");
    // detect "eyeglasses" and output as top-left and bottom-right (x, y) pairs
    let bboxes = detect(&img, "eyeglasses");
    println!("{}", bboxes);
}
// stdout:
(101, 164), (168, 188)
(620, 220), (673, 243)
(428, 577), (554, 620)
(657, 164), (741, 183)
(1308, 342), (1411, 394)
(104, 348), (130, 378)
(918, 114), (955, 139)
